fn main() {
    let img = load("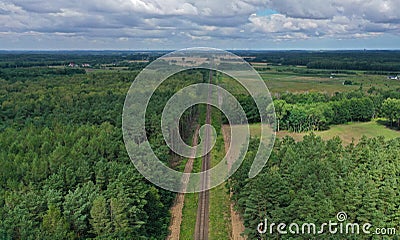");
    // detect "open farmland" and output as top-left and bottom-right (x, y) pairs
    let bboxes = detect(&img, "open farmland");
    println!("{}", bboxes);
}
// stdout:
(255, 65), (400, 94)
